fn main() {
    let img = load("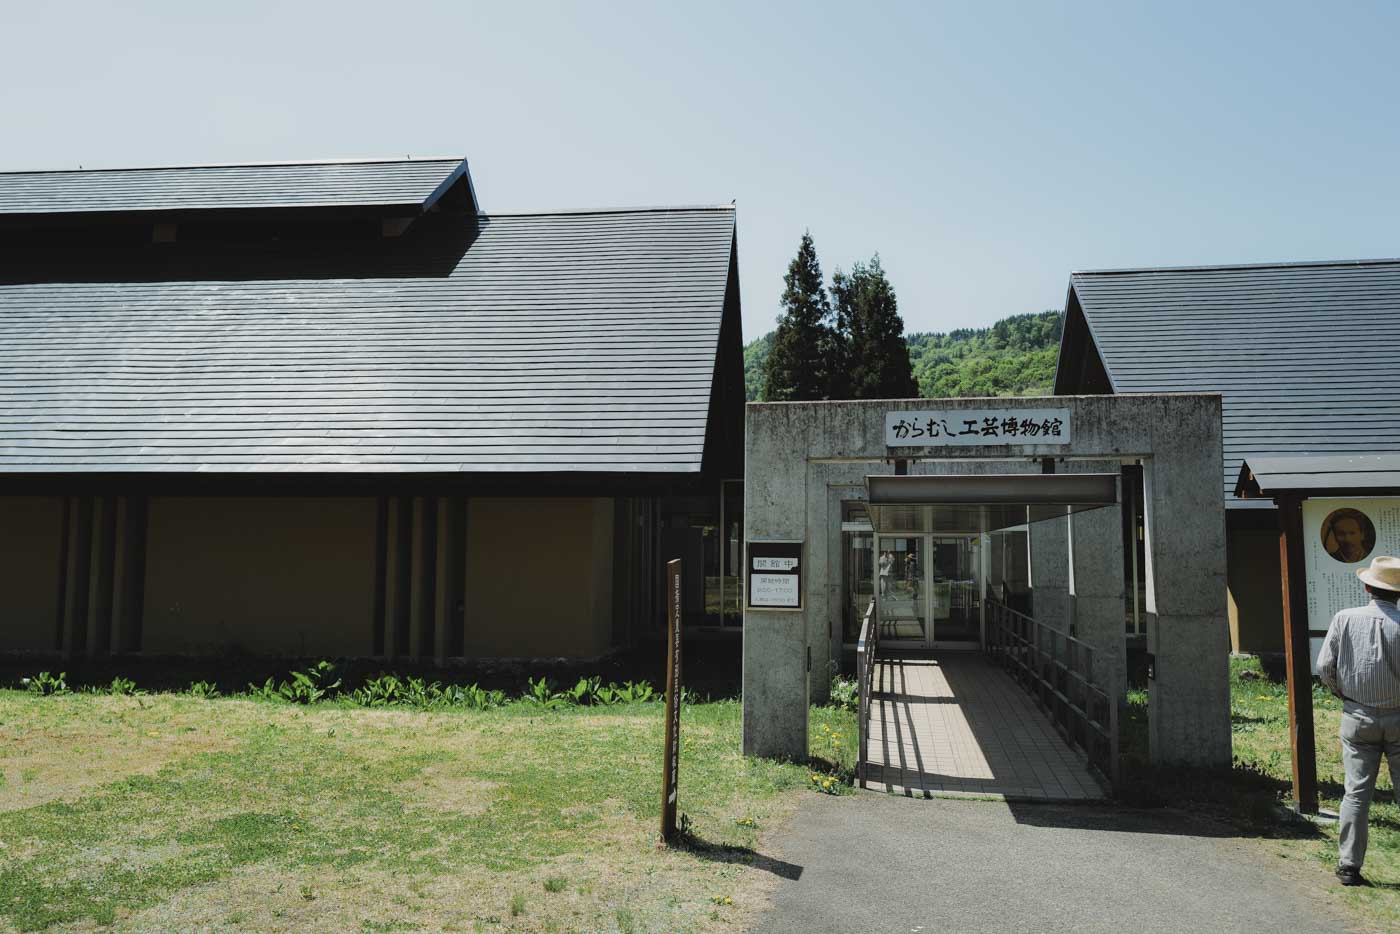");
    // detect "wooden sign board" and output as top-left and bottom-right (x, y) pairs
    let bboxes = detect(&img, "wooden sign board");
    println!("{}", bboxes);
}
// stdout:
(660, 558), (682, 843)
(747, 540), (803, 610)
